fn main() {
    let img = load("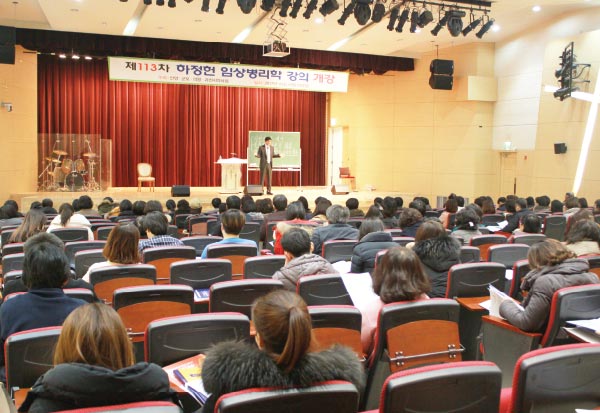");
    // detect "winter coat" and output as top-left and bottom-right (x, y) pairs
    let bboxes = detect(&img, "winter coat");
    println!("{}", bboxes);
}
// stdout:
(201, 341), (365, 413)
(400, 220), (423, 237)
(500, 258), (599, 332)
(350, 231), (397, 274)
(413, 235), (461, 298)
(566, 240), (600, 257)
(273, 254), (338, 290)
(19, 362), (178, 412)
